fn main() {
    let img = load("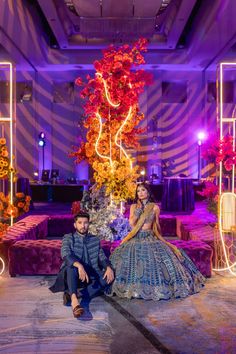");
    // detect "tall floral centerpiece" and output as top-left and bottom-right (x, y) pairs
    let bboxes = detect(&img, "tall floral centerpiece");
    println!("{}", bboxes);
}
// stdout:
(70, 38), (152, 202)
